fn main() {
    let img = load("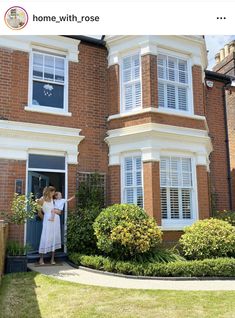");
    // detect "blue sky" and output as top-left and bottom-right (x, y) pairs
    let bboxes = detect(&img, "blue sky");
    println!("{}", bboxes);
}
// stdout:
(205, 35), (235, 70)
